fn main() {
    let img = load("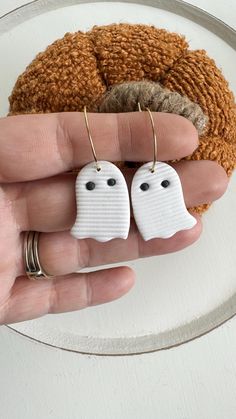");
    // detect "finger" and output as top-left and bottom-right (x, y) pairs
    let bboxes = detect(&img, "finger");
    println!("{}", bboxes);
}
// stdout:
(0, 266), (135, 325)
(9, 160), (228, 232)
(17, 215), (202, 277)
(0, 112), (198, 182)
